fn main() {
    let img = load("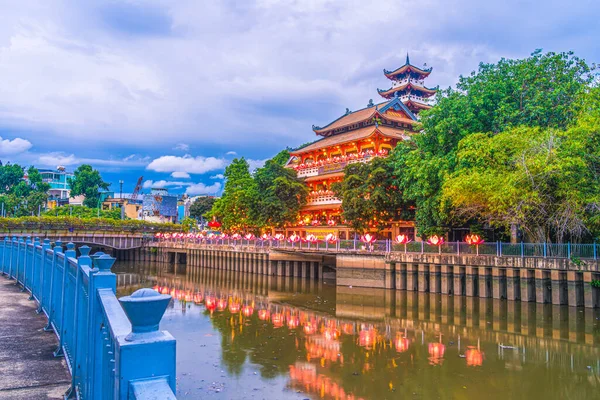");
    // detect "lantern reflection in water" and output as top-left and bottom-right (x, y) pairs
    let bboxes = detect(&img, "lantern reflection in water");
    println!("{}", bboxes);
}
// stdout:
(358, 328), (377, 349)
(229, 302), (240, 314)
(465, 345), (484, 367)
(394, 333), (410, 353)
(272, 313), (284, 328)
(288, 315), (300, 329)
(217, 298), (228, 311)
(242, 305), (254, 318)
(205, 296), (217, 313)
(428, 342), (446, 365)
(258, 309), (270, 321)
(193, 292), (203, 304)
